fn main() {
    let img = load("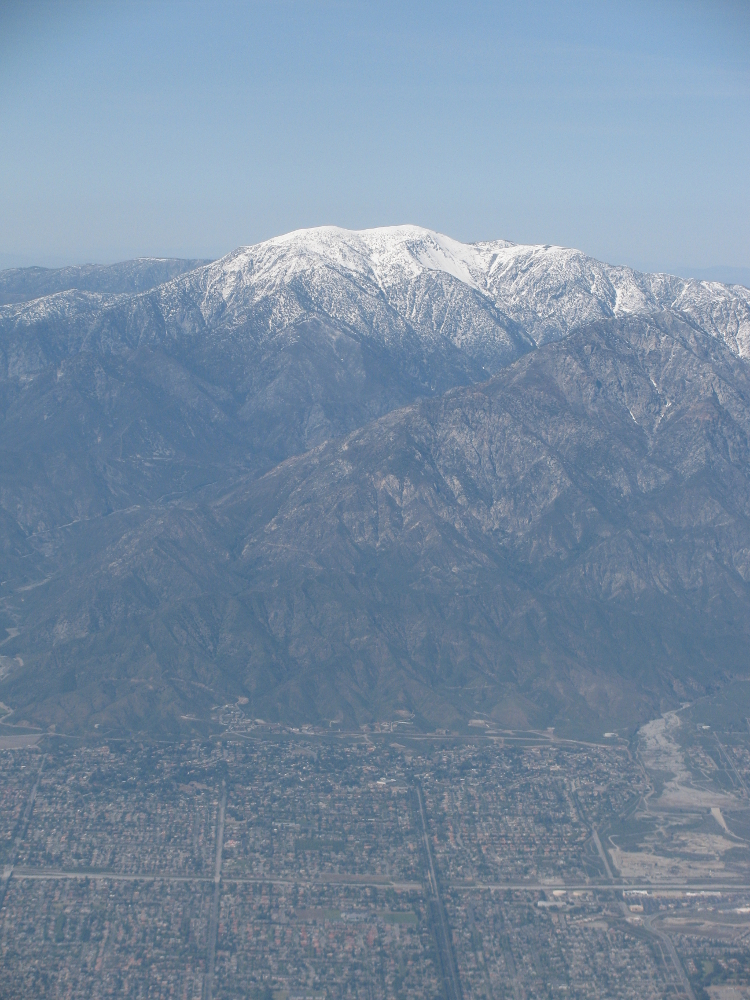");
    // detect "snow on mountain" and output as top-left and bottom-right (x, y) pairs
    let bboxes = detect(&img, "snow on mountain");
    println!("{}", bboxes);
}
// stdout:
(163, 225), (523, 368)
(3, 226), (749, 378)
(4, 228), (750, 735)
(183, 225), (750, 359)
